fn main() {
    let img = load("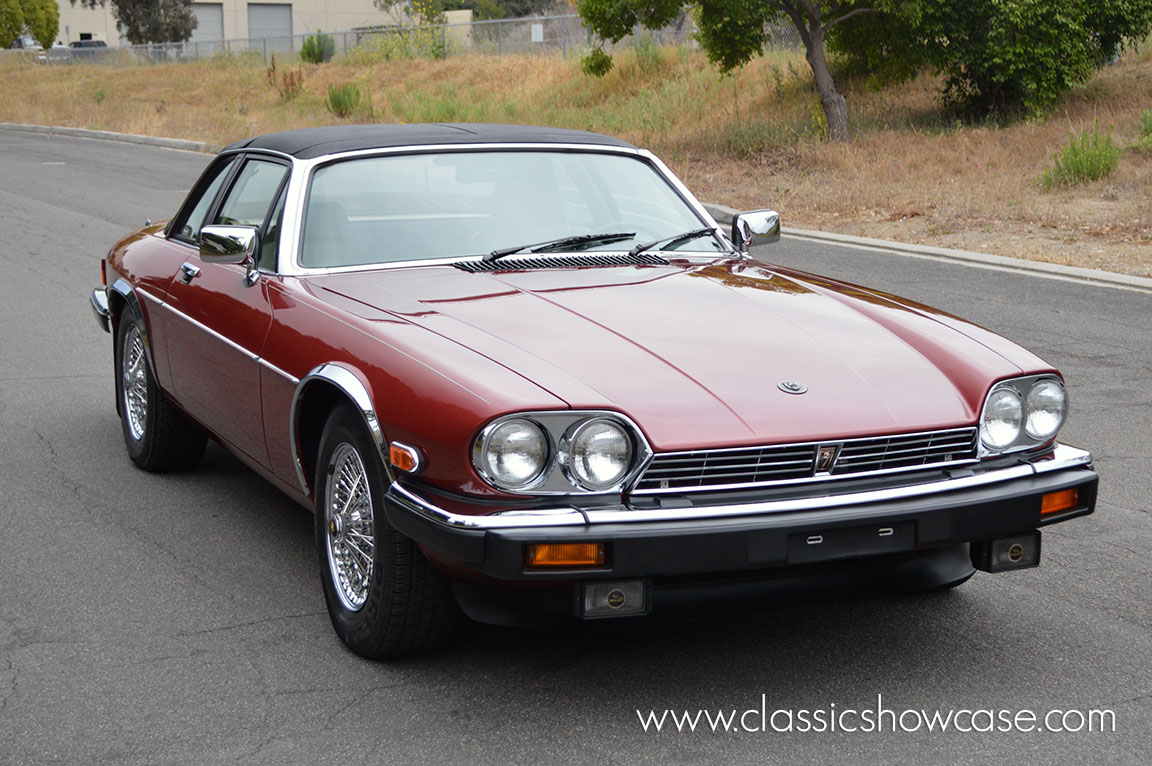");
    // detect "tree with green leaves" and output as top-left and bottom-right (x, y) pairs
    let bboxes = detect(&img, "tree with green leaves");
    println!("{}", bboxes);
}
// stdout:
(1, 0), (25, 48)
(830, 0), (1152, 116)
(1, 0), (58, 49)
(578, 1), (892, 141)
(22, 0), (58, 48)
(70, 0), (196, 45)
